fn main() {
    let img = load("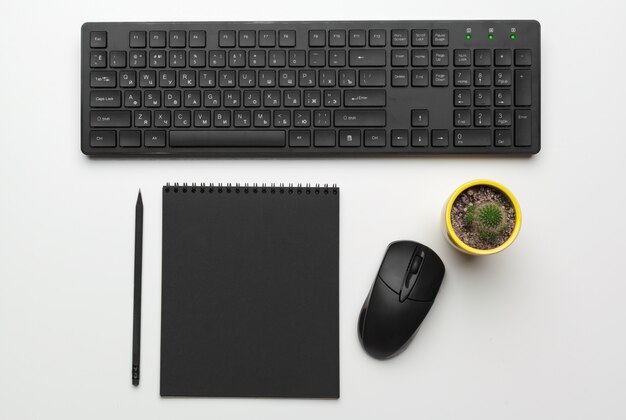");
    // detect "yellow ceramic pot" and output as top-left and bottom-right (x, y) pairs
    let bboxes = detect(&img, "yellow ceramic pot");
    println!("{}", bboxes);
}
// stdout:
(443, 180), (522, 256)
